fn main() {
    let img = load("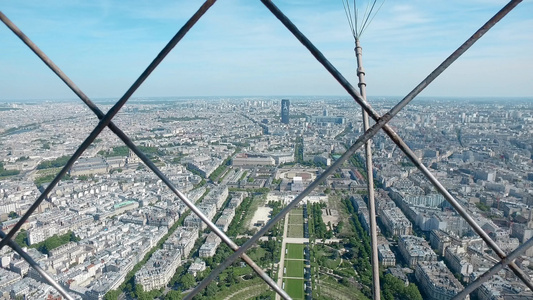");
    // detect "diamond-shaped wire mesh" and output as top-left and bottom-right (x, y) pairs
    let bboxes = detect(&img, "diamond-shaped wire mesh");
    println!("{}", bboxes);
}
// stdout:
(0, 1), (530, 299)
